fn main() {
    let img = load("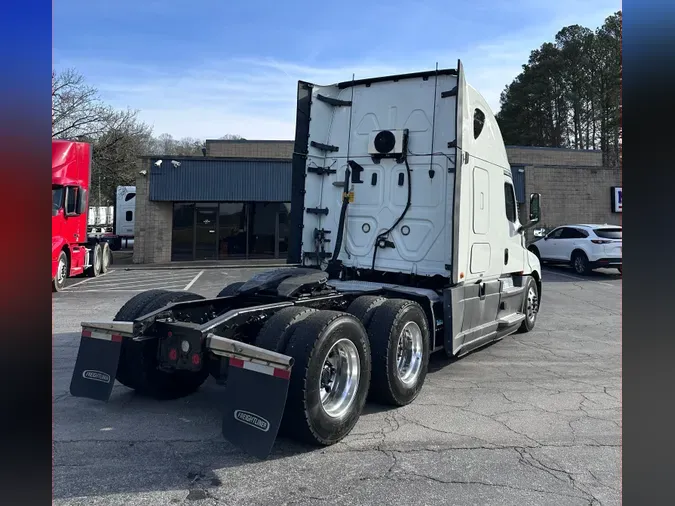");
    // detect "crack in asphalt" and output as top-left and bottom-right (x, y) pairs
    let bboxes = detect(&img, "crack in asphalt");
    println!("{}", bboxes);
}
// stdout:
(392, 471), (588, 500)
(515, 447), (603, 505)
